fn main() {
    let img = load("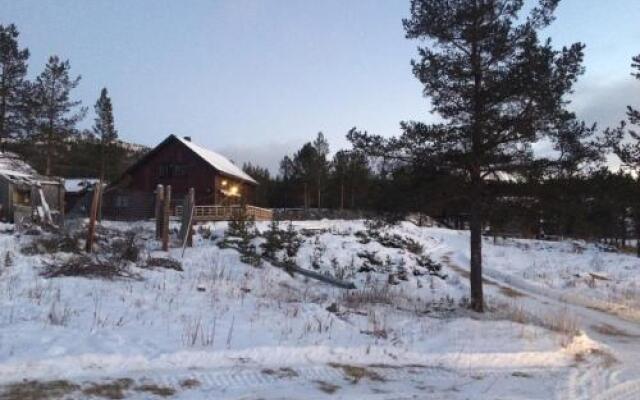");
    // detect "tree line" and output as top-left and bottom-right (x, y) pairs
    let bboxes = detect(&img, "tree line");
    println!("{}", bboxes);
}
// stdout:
(0, 24), (141, 182)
